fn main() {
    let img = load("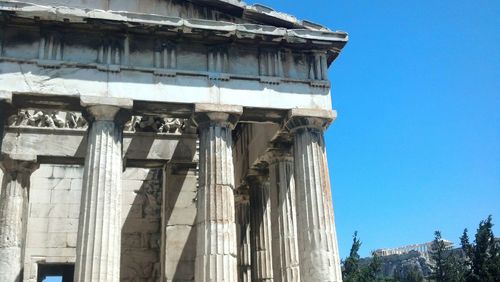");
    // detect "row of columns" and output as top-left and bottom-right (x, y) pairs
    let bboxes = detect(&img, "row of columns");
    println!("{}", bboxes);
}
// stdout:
(0, 99), (342, 281)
